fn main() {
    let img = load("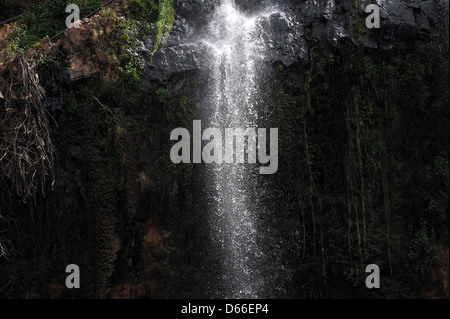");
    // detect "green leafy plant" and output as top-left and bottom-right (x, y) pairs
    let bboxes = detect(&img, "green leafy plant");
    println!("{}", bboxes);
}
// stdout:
(5, 23), (27, 57)
(75, 0), (102, 16)
(23, 0), (70, 45)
